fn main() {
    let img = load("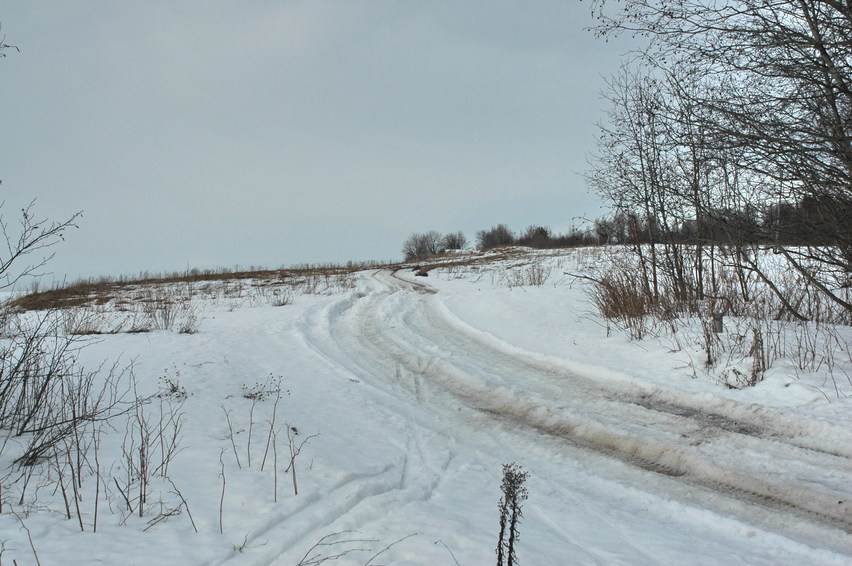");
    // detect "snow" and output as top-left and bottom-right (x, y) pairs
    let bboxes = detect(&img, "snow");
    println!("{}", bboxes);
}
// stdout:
(1, 248), (850, 564)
